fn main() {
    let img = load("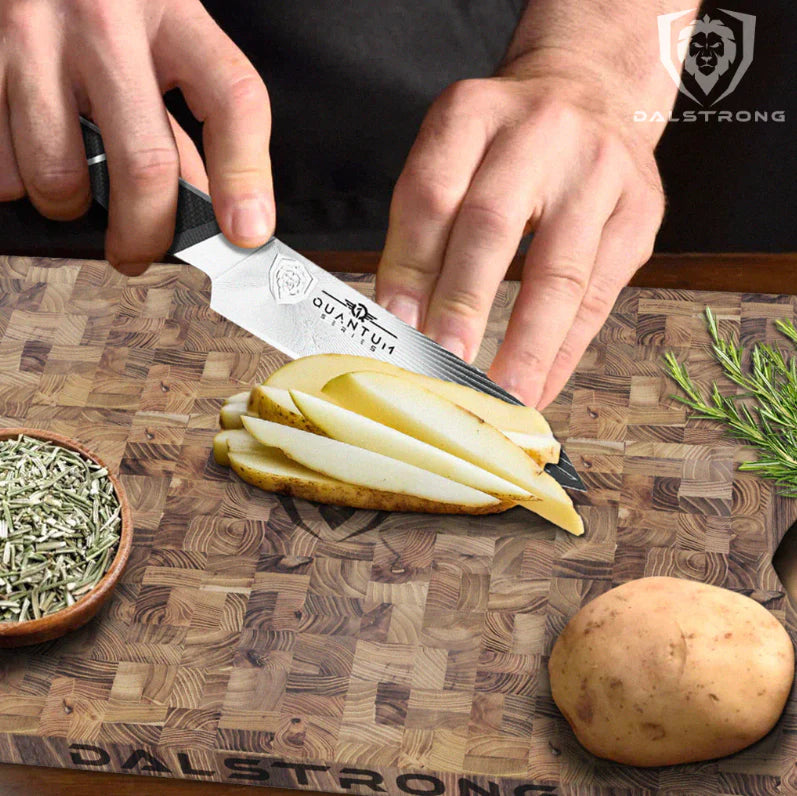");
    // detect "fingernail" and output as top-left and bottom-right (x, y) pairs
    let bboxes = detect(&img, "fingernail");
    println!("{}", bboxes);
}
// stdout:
(232, 198), (270, 243)
(436, 334), (466, 360)
(386, 295), (420, 328)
